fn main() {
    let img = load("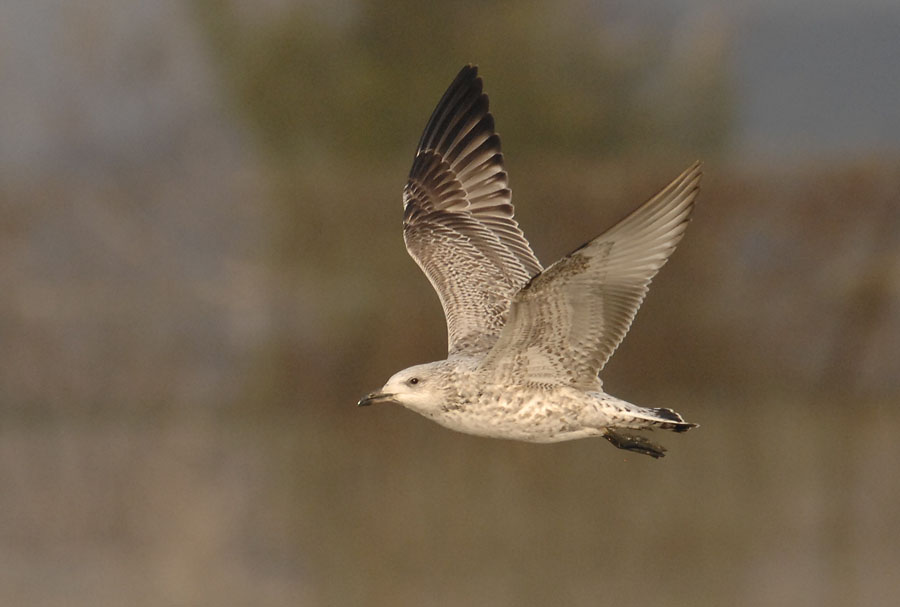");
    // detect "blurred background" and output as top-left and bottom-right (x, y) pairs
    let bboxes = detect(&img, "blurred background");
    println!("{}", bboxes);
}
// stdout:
(2, 0), (899, 605)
